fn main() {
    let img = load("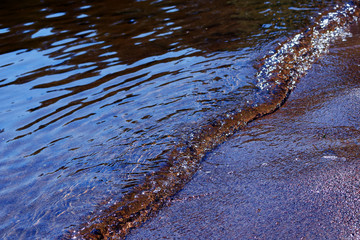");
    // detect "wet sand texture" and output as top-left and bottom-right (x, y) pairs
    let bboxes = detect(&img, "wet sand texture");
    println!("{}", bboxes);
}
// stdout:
(69, 2), (360, 239)
(128, 22), (360, 239)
